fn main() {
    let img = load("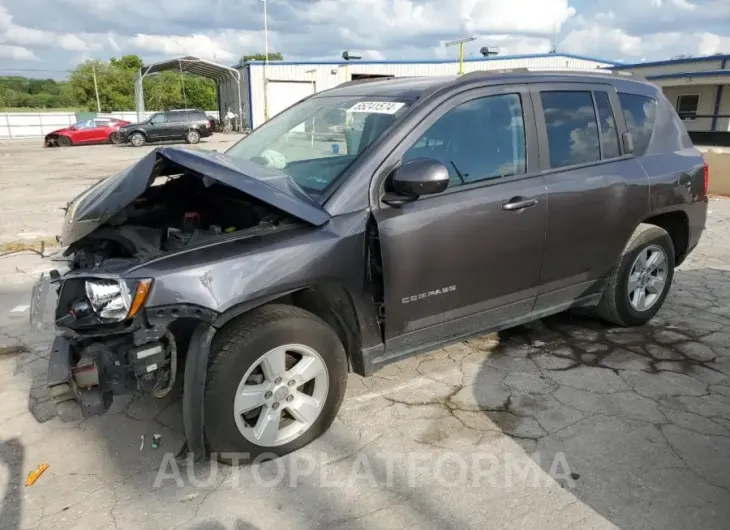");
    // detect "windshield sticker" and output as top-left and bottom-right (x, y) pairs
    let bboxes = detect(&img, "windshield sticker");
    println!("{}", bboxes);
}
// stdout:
(347, 101), (405, 114)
